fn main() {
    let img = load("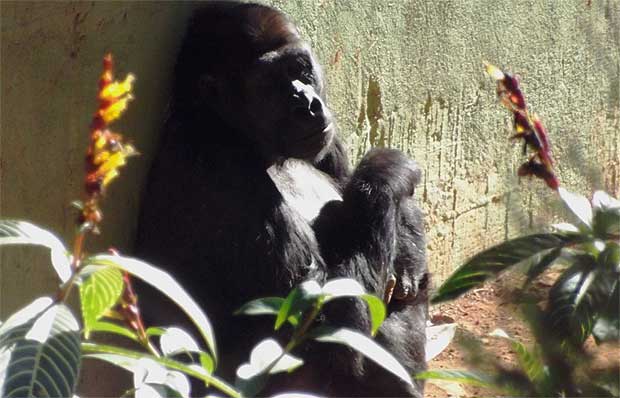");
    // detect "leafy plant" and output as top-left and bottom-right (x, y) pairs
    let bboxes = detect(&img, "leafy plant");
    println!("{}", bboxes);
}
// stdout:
(421, 63), (619, 397)
(0, 54), (410, 398)
(418, 304), (620, 397)
(433, 64), (620, 348)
